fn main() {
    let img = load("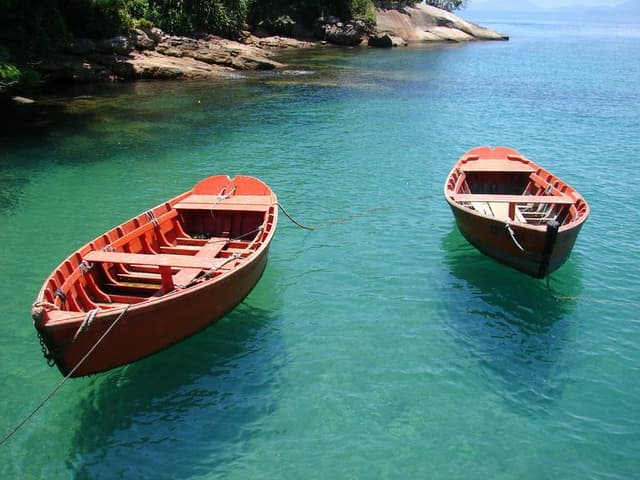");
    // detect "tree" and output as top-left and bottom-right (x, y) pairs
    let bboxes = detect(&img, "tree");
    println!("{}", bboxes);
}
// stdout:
(424, 0), (469, 12)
